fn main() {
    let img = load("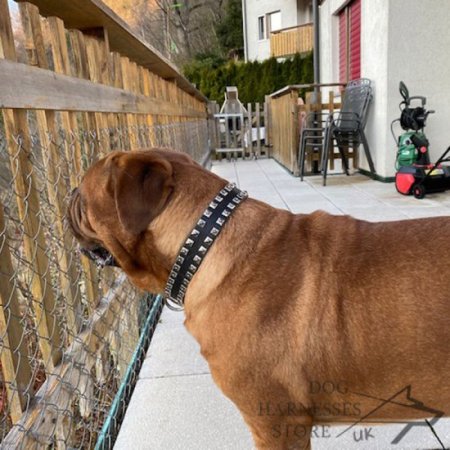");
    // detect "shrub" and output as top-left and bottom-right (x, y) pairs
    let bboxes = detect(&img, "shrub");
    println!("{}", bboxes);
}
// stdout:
(183, 52), (313, 104)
